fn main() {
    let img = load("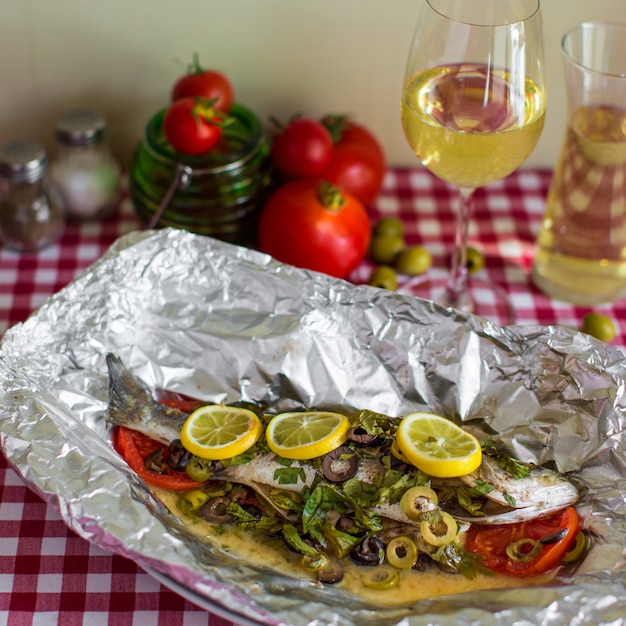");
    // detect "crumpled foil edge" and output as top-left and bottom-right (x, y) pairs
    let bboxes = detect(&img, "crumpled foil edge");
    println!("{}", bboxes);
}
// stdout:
(0, 228), (625, 626)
